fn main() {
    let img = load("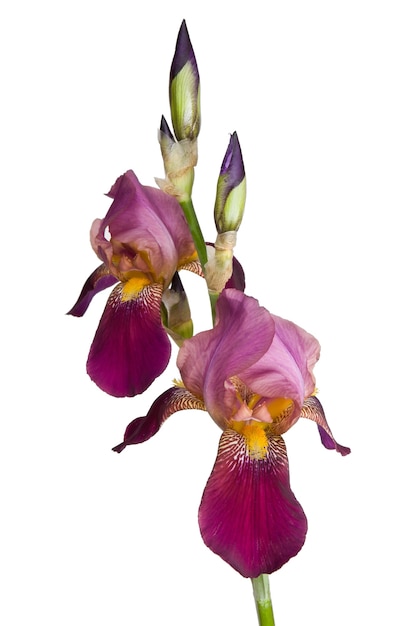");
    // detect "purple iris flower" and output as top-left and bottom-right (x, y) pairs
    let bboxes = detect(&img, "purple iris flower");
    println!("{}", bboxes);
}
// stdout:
(113, 289), (350, 577)
(67, 170), (198, 397)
